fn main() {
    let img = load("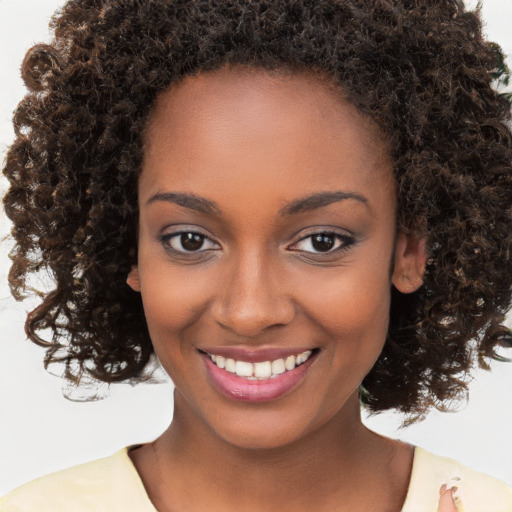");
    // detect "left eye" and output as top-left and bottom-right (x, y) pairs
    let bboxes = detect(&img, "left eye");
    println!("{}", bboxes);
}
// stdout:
(291, 232), (352, 253)
(162, 232), (219, 253)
